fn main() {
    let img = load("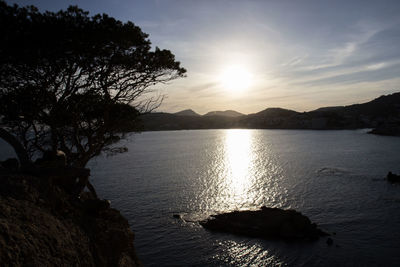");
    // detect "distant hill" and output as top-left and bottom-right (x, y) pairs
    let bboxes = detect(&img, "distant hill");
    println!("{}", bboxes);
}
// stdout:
(253, 108), (299, 117)
(174, 109), (200, 116)
(139, 92), (400, 134)
(312, 106), (344, 112)
(139, 112), (239, 131)
(343, 93), (400, 117)
(203, 110), (244, 117)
